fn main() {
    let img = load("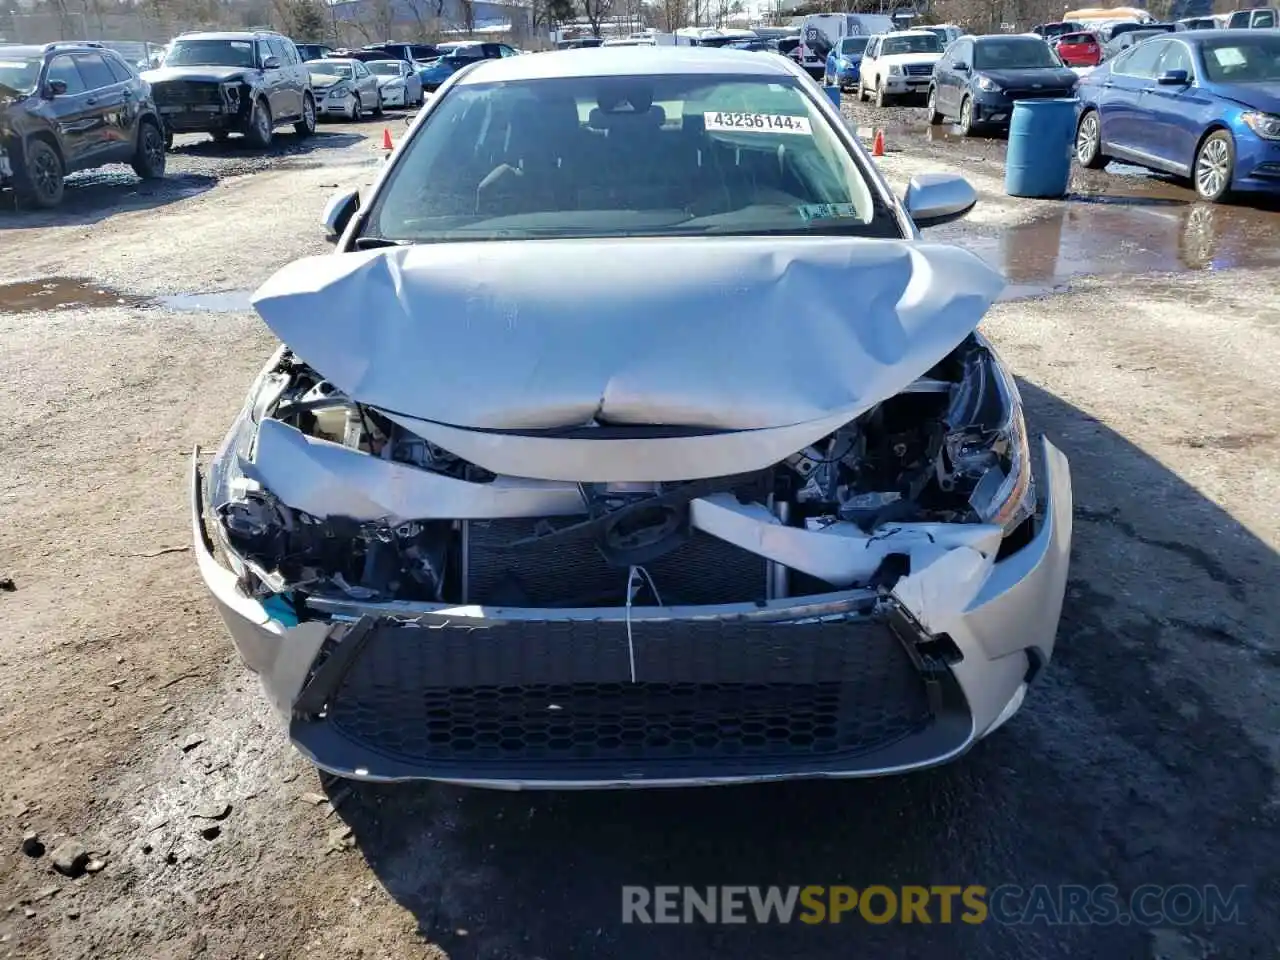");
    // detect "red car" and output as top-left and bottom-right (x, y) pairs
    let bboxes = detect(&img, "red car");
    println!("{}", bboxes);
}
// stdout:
(1055, 31), (1102, 67)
